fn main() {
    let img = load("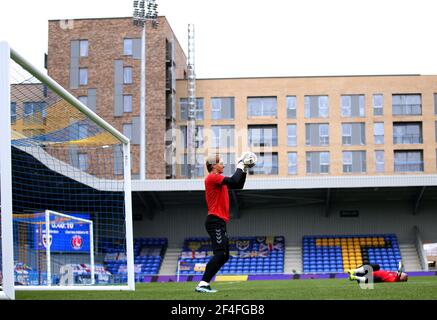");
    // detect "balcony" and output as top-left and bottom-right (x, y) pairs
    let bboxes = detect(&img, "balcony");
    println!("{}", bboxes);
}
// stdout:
(393, 135), (422, 144)
(394, 162), (424, 172)
(392, 104), (422, 116)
